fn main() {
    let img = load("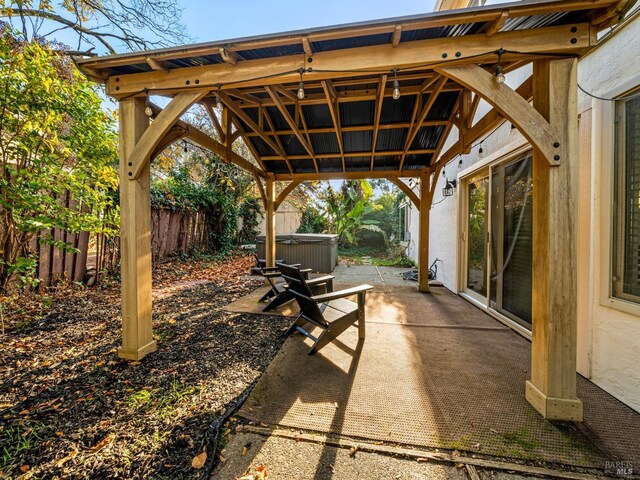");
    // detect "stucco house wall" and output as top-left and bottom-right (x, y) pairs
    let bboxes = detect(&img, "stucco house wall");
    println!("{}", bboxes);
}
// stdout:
(405, 10), (640, 413)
